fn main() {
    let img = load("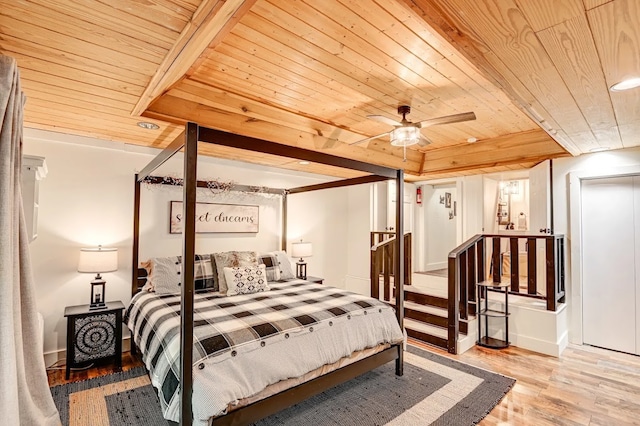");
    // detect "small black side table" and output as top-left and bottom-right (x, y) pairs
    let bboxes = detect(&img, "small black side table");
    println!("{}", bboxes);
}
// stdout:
(64, 301), (124, 379)
(477, 281), (510, 349)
